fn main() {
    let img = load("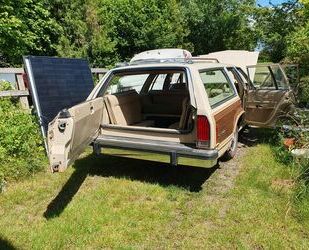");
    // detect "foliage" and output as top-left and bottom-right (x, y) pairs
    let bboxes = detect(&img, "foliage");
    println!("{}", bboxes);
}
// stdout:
(51, 0), (189, 67)
(272, 108), (309, 206)
(253, 0), (302, 62)
(0, 0), (61, 66)
(285, 0), (309, 105)
(0, 82), (47, 192)
(1, 0), (308, 68)
(48, 0), (259, 65)
(182, 0), (257, 55)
